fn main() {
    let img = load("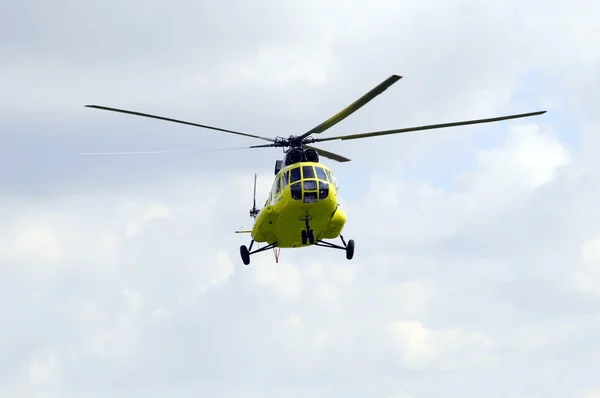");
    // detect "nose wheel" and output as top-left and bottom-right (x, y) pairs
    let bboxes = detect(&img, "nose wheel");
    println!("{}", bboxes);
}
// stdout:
(301, 229), (315, 245)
